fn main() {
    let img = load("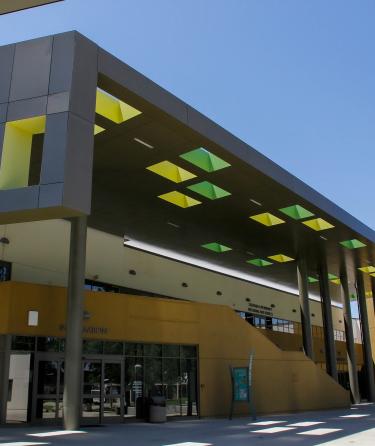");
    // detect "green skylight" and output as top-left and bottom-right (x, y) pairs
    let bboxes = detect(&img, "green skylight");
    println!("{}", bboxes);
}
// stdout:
(247, 258), (273, 267)
(187, 181), (231, 200)
(340, 239), (366, 249)
(308, 276), (319, 284)
(279, 204), (314, 220)
(180, 148), (231, 172)
(202, 242), (232, 253)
